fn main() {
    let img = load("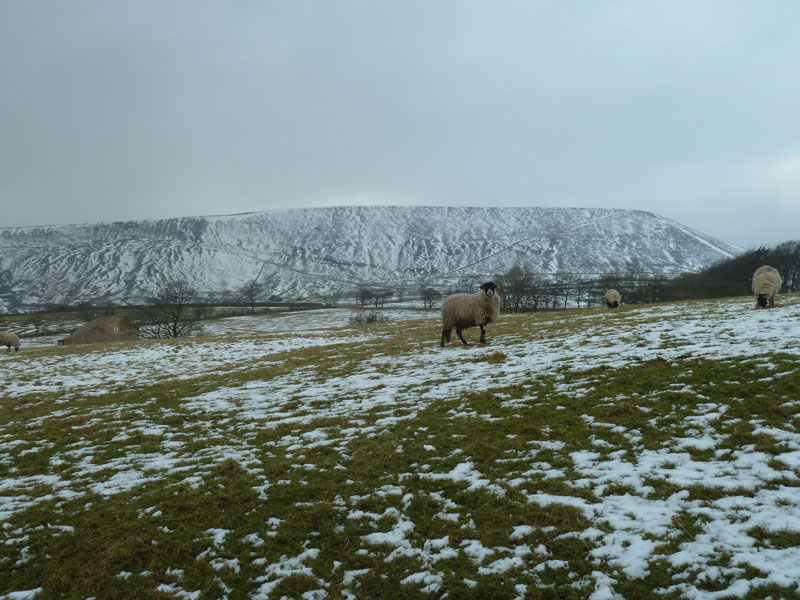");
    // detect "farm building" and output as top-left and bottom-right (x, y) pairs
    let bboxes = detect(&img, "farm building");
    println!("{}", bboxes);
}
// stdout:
(59, 315), (138, 346)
